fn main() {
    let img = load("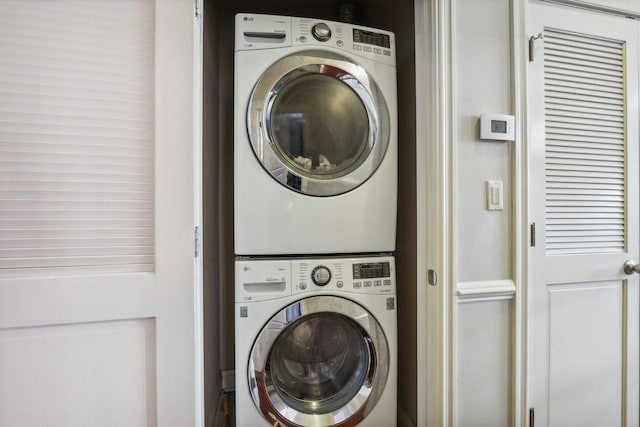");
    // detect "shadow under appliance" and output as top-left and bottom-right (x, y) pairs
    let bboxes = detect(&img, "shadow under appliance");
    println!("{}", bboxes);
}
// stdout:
(235, 255), (397, 426)
(234, 13), (398, 255)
